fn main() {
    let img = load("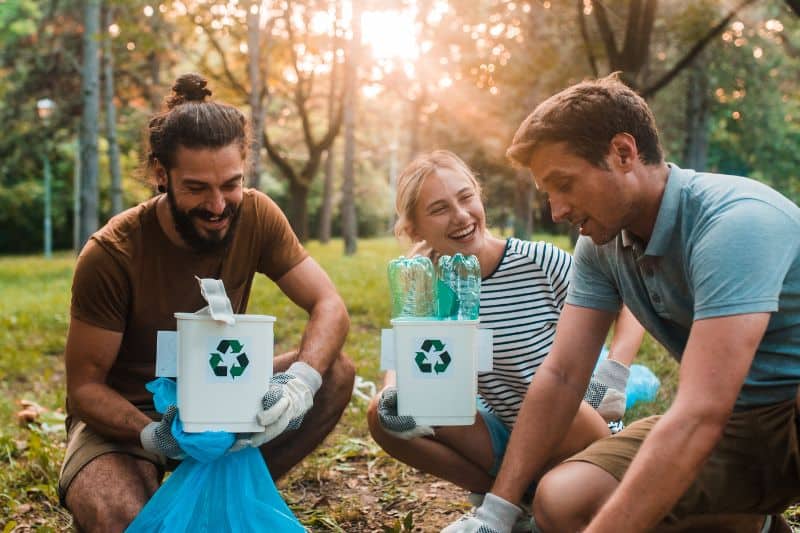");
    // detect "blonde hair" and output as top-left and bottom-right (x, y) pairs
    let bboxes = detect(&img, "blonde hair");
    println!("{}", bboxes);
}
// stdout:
(394, 150), (483, 242)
